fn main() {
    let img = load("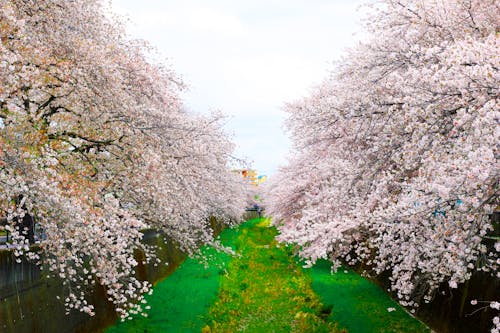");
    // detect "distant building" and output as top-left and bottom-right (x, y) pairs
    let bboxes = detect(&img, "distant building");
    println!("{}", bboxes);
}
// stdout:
(233, 169), (267, 186)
